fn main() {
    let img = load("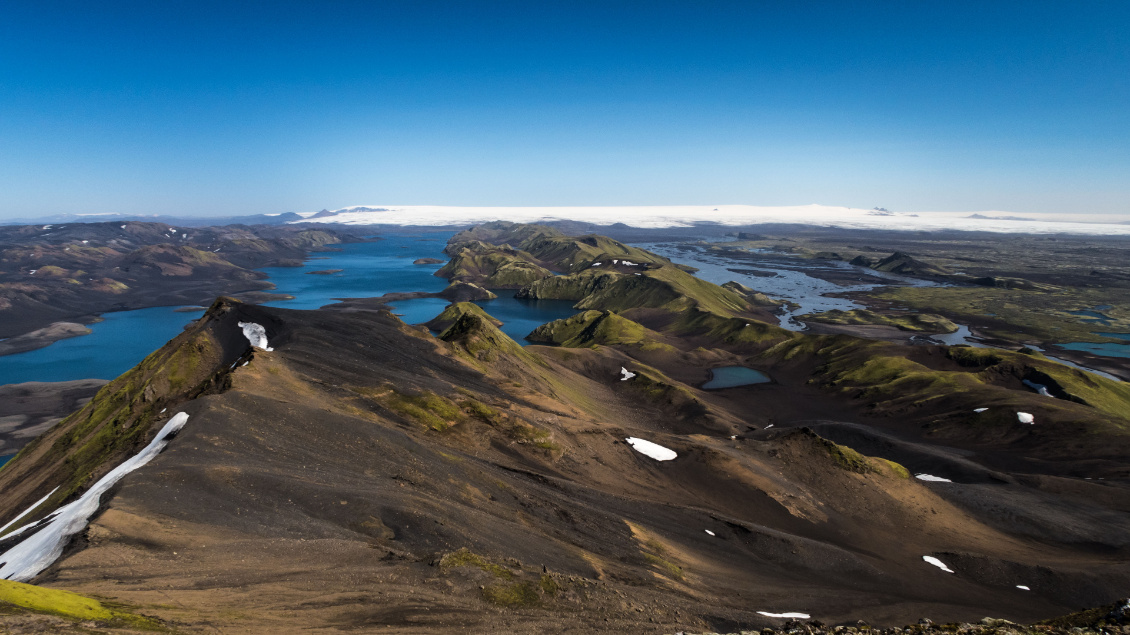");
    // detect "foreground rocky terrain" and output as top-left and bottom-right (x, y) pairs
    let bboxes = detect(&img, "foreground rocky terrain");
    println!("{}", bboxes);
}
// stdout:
(0, 223), (1127, 633)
